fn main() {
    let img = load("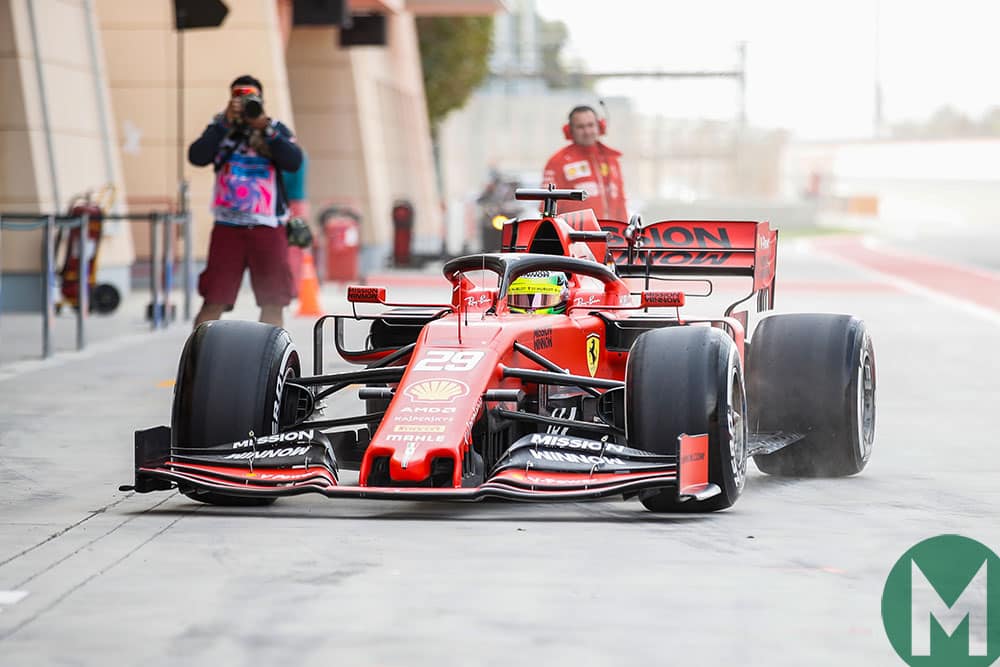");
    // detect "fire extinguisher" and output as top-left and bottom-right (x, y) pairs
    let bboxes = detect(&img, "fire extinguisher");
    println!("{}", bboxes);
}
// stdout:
(56, 198), (120, 314)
